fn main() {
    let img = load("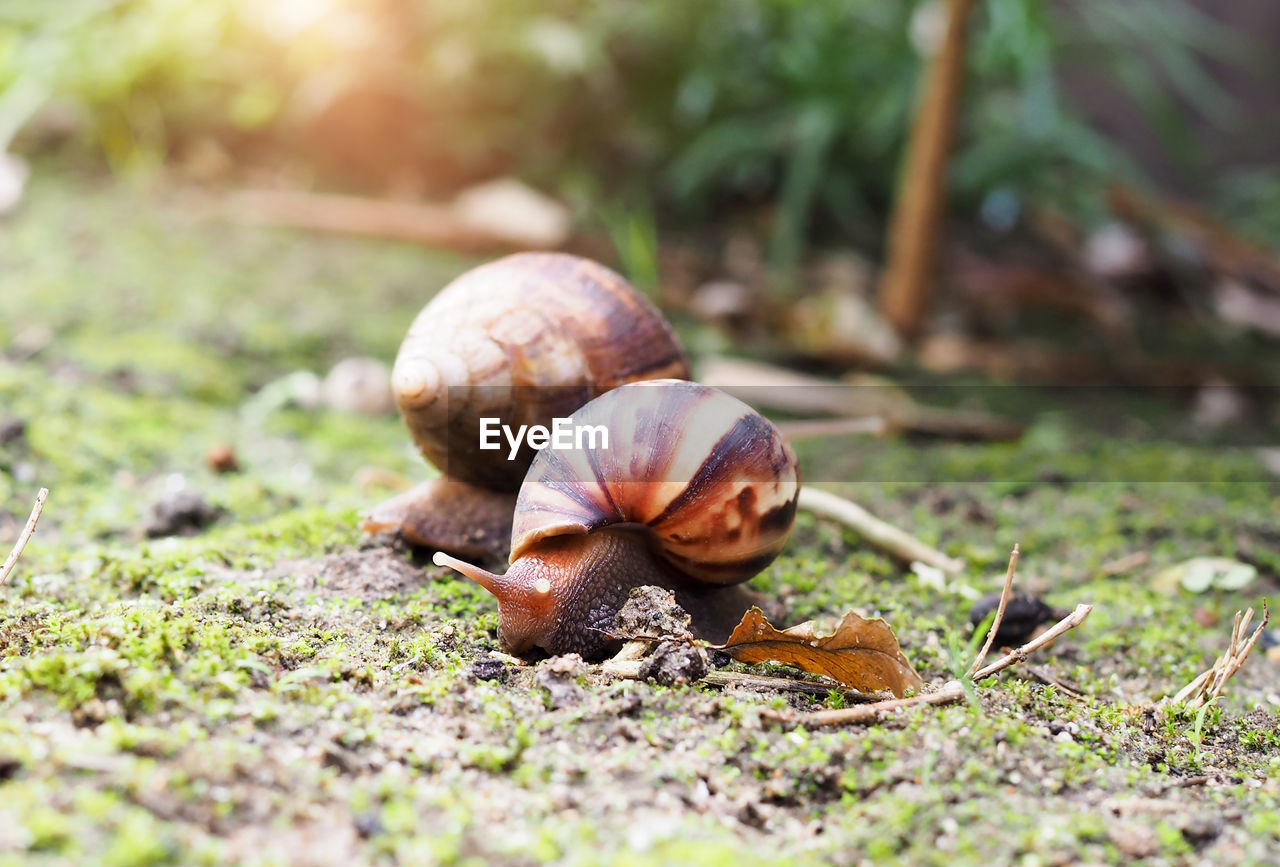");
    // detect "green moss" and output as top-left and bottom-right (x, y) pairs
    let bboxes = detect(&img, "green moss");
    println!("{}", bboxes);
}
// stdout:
(1, 168), (1277, 864)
